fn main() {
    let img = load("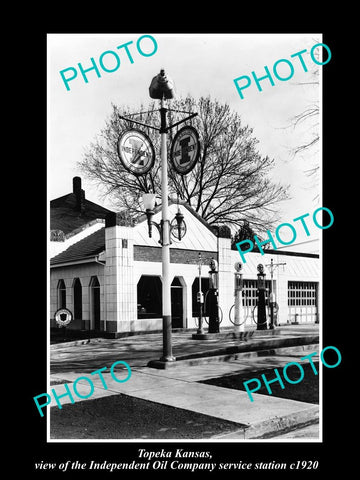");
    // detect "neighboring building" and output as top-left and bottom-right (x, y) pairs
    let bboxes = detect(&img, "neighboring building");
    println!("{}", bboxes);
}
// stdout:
(49, 177), (320, 335)
(50, 176), (113, 258)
